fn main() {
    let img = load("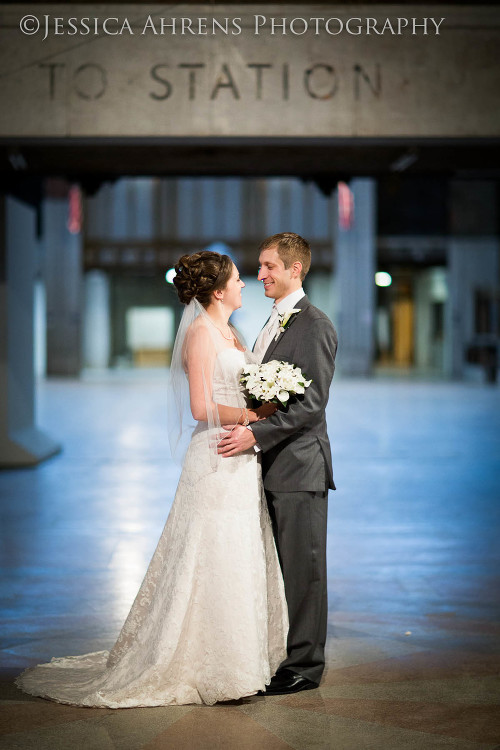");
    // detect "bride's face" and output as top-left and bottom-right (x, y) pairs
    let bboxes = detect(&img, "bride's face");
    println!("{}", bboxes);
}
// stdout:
(221, 264), (245, 311)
